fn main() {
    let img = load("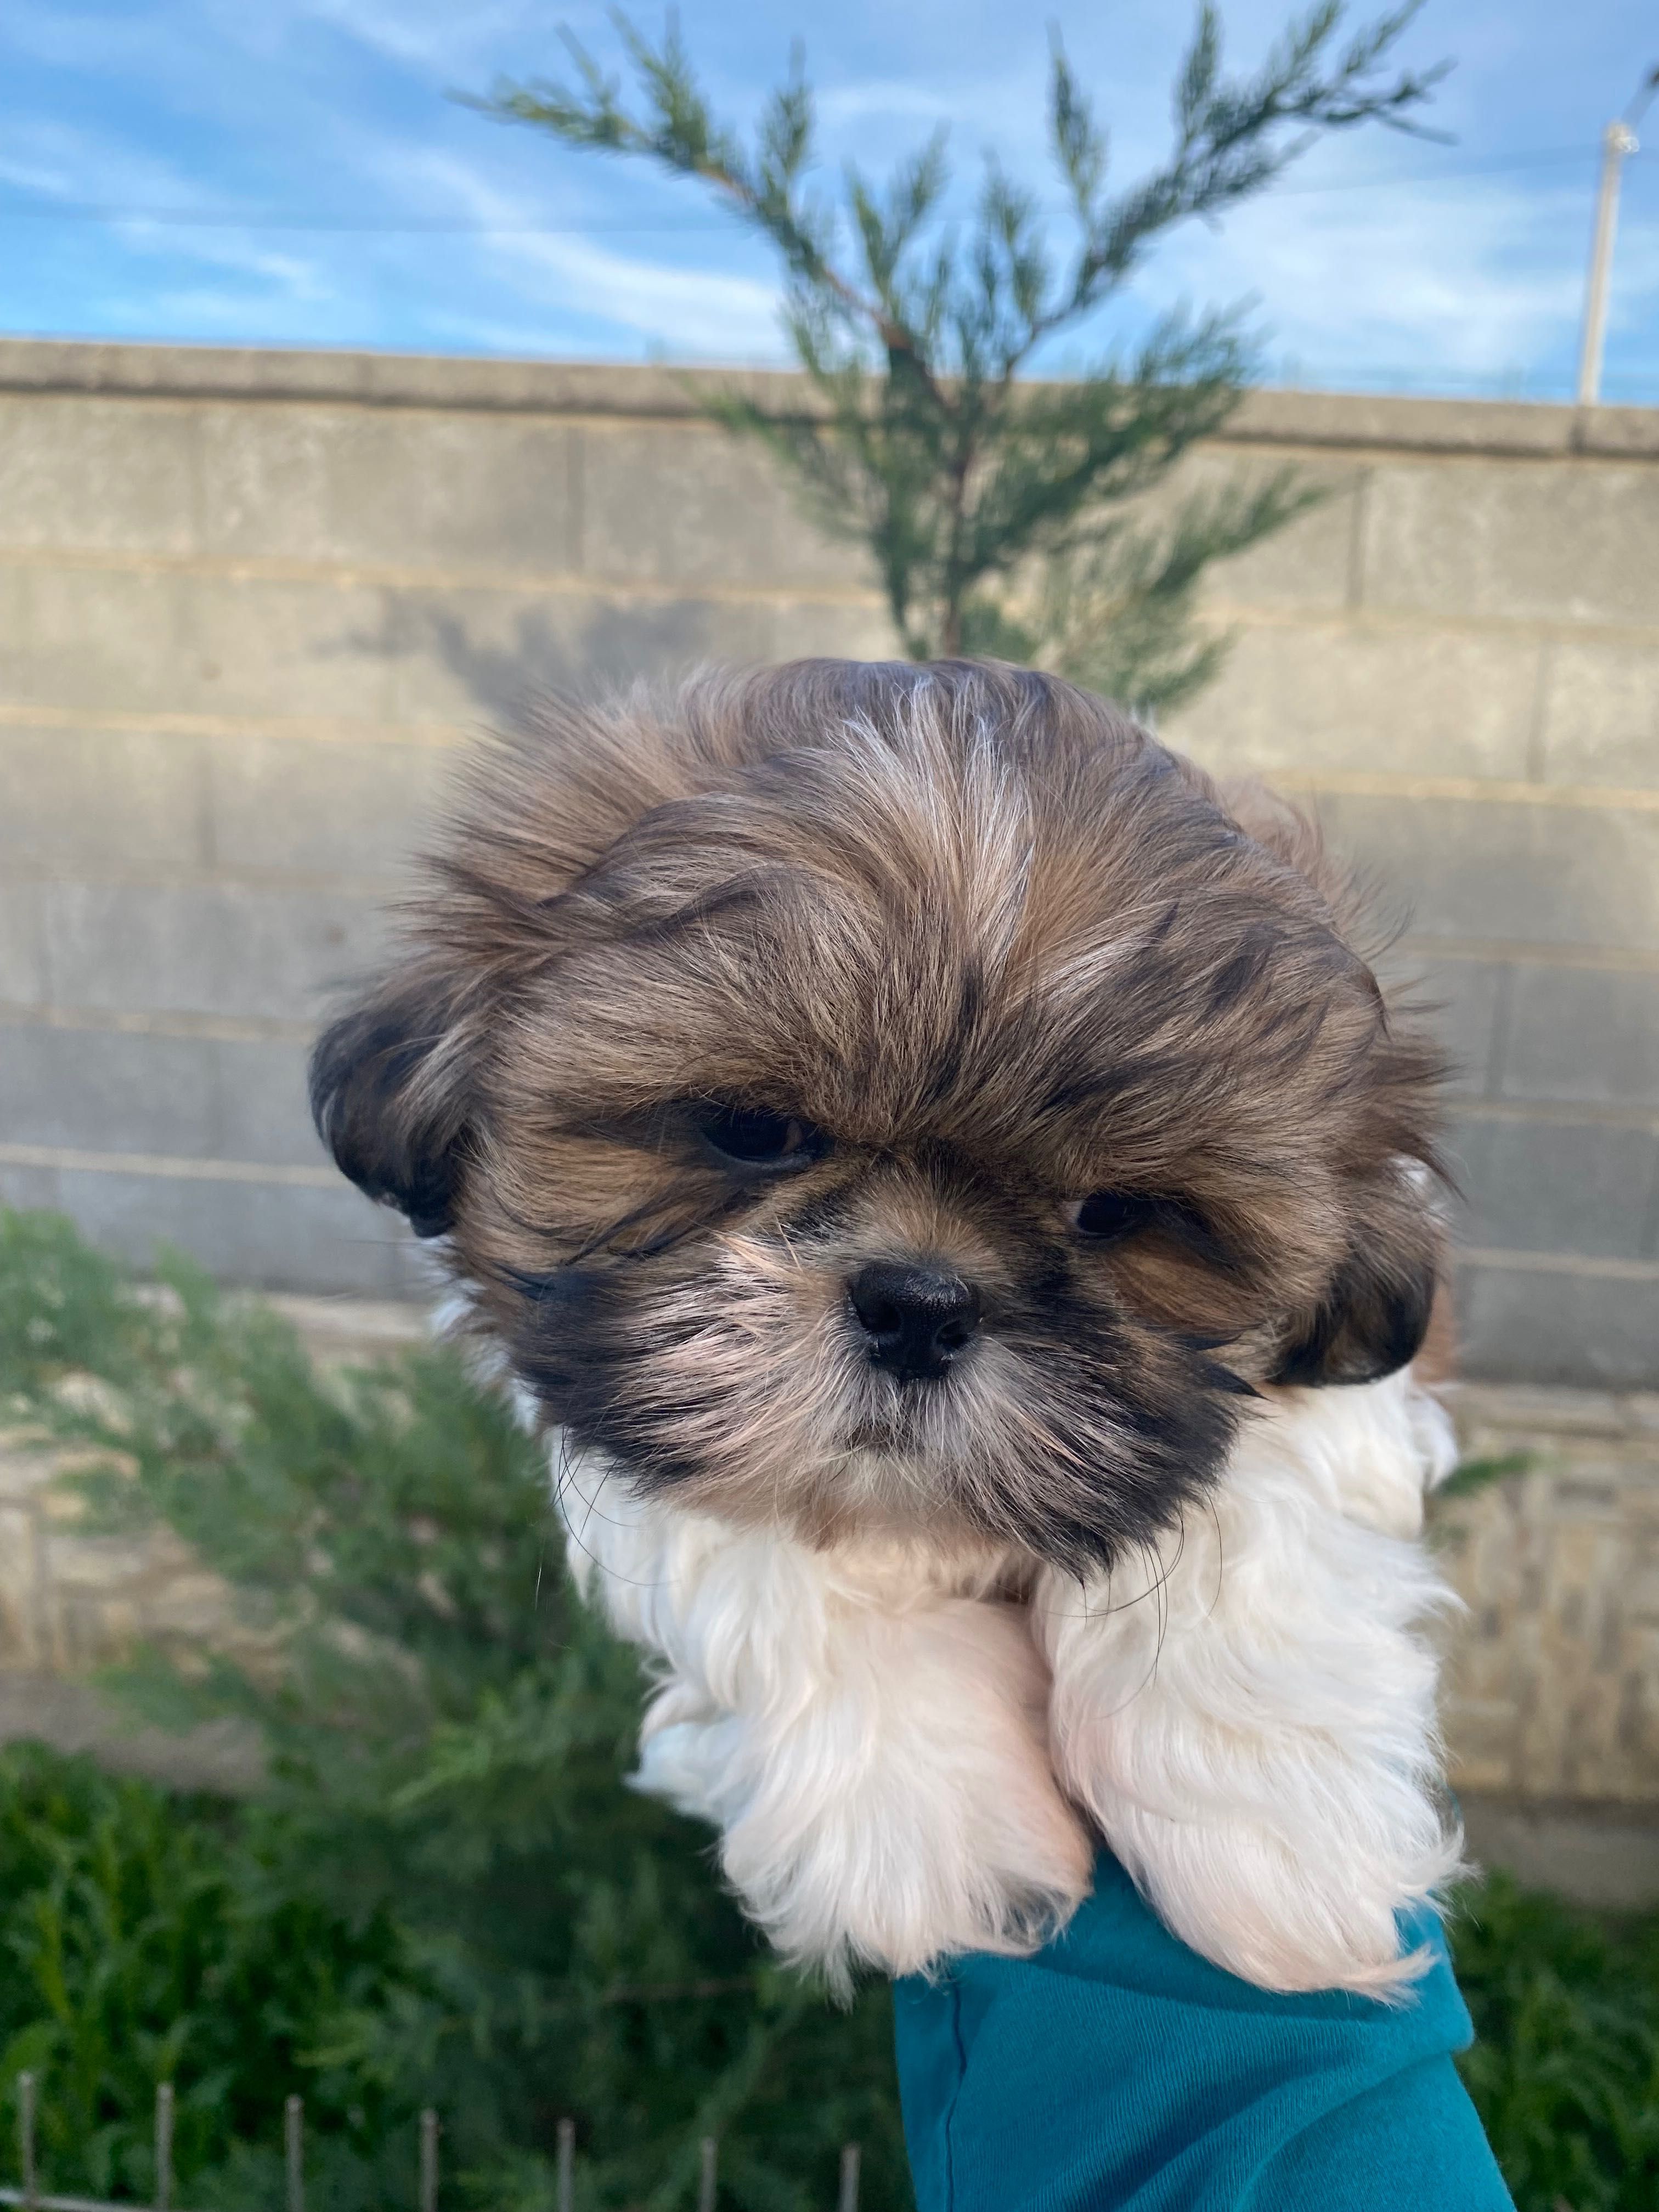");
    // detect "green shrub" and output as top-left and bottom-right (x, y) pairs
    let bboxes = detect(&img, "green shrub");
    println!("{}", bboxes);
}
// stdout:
(1452, 1874), (1659, 2212)
(0, 1743), (416, 2209)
